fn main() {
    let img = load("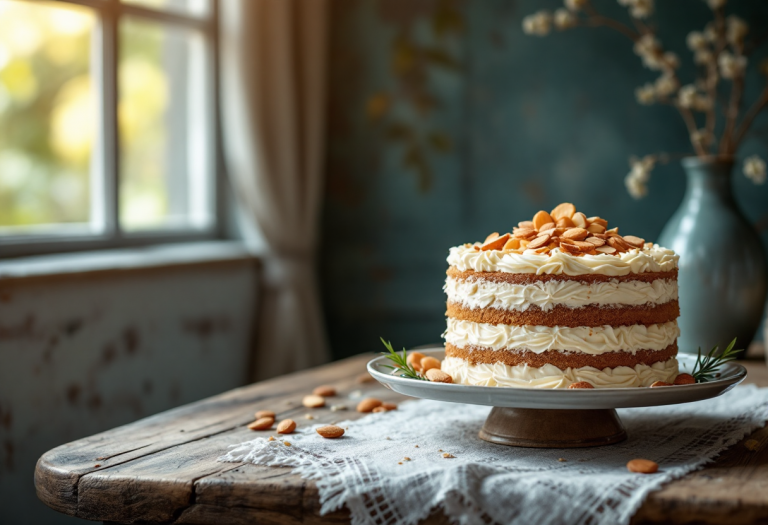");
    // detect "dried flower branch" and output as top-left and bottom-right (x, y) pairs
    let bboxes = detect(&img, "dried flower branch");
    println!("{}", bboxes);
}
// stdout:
(522, 0), (768, 198)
